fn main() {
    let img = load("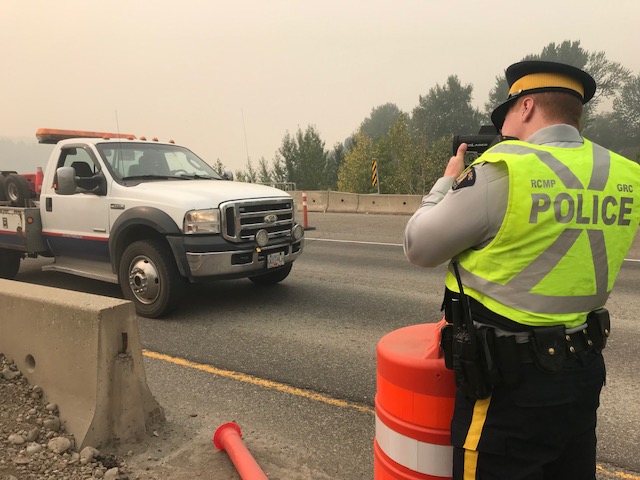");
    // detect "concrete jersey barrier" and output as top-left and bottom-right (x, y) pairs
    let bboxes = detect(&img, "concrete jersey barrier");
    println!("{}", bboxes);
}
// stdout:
(0, 279), (164, 449)
(289, 190), (422, 215)
(357, 194), (422, 215)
